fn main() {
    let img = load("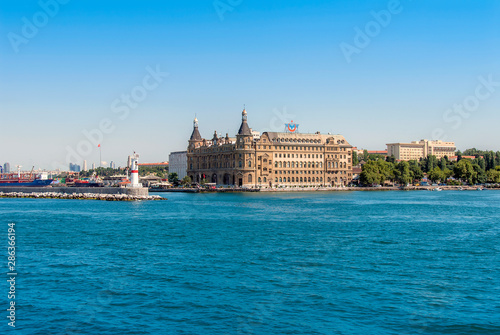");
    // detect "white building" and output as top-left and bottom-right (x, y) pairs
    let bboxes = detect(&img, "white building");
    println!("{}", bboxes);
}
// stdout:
(169, 151), (187, 179)
(387, 140), (456, 161)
